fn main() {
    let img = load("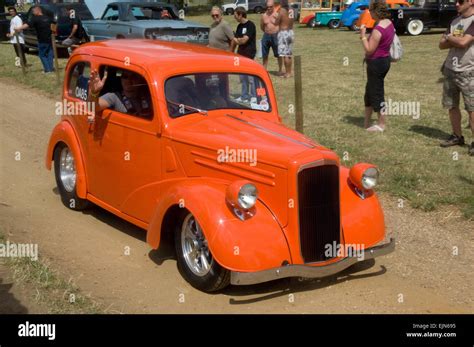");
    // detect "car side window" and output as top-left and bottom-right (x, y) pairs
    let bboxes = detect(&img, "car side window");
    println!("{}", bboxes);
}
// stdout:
(103, 6), (119, 21)
(98, 66), (153, 120)
(68, 62), (91, 101)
